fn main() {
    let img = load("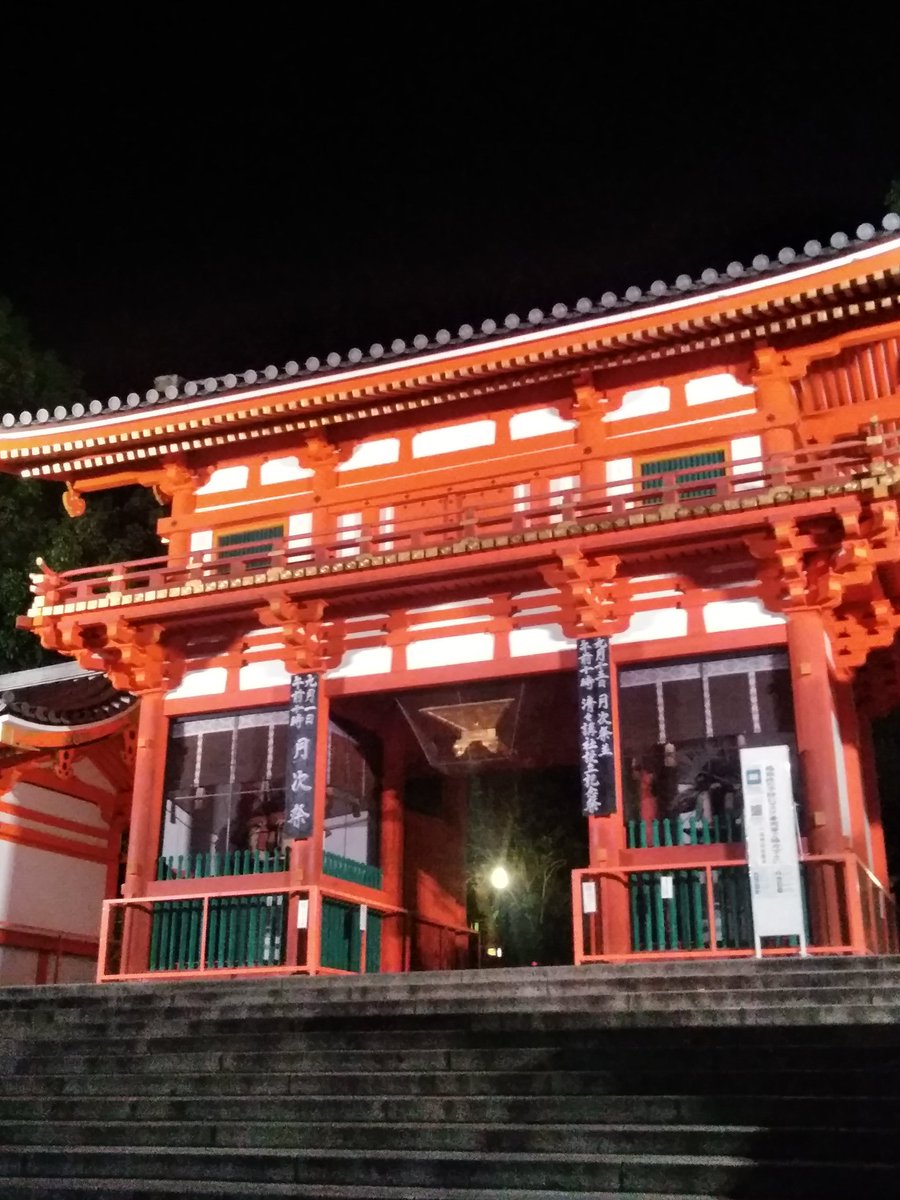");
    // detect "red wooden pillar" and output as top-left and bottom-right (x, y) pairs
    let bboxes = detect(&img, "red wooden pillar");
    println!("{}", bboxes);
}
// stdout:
(787, 611), (846, 852)
(856, 711), (891, 889)
(379, 716), (406, 973)
(786, 610), (864, 950)
(120, 688), (167, 973)
(833, 678), (878, 868)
